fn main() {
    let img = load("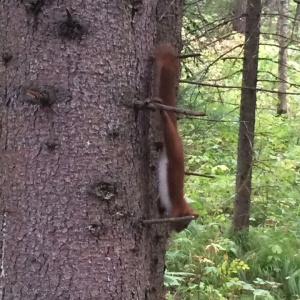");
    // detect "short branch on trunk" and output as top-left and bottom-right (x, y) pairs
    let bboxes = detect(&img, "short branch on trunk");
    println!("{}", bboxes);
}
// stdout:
(134, 99), (206, 117)
(185, 171), (215, 178)
(143, 215), (196, 225)
(178, 53), (202, 59)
